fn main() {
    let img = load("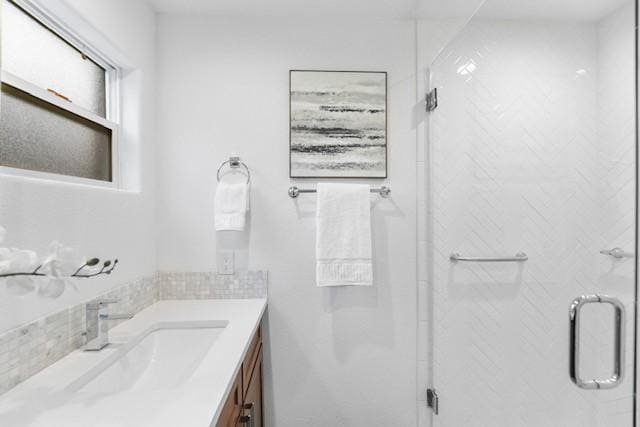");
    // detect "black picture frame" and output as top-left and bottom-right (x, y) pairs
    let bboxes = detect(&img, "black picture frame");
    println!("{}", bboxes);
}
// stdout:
(289, 70), (388, 179)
